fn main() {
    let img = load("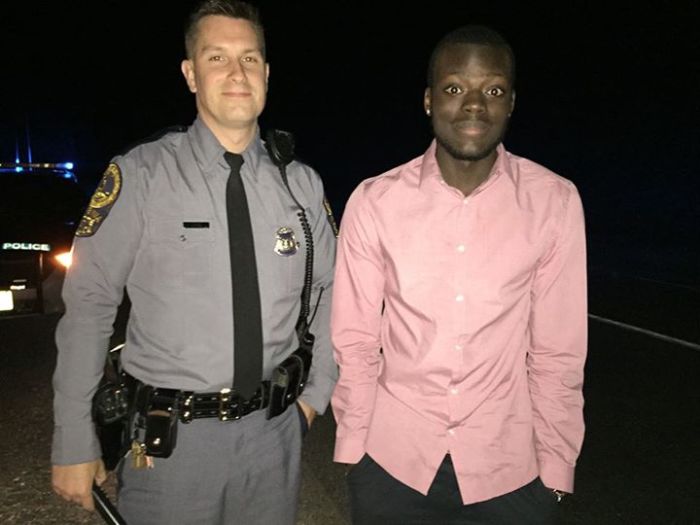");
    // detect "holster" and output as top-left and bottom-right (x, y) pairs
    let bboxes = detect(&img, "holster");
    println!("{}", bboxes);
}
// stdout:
(267, 329), (314, 419)
(135, 385), (180, 458)
(92, 346), (134, 471)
